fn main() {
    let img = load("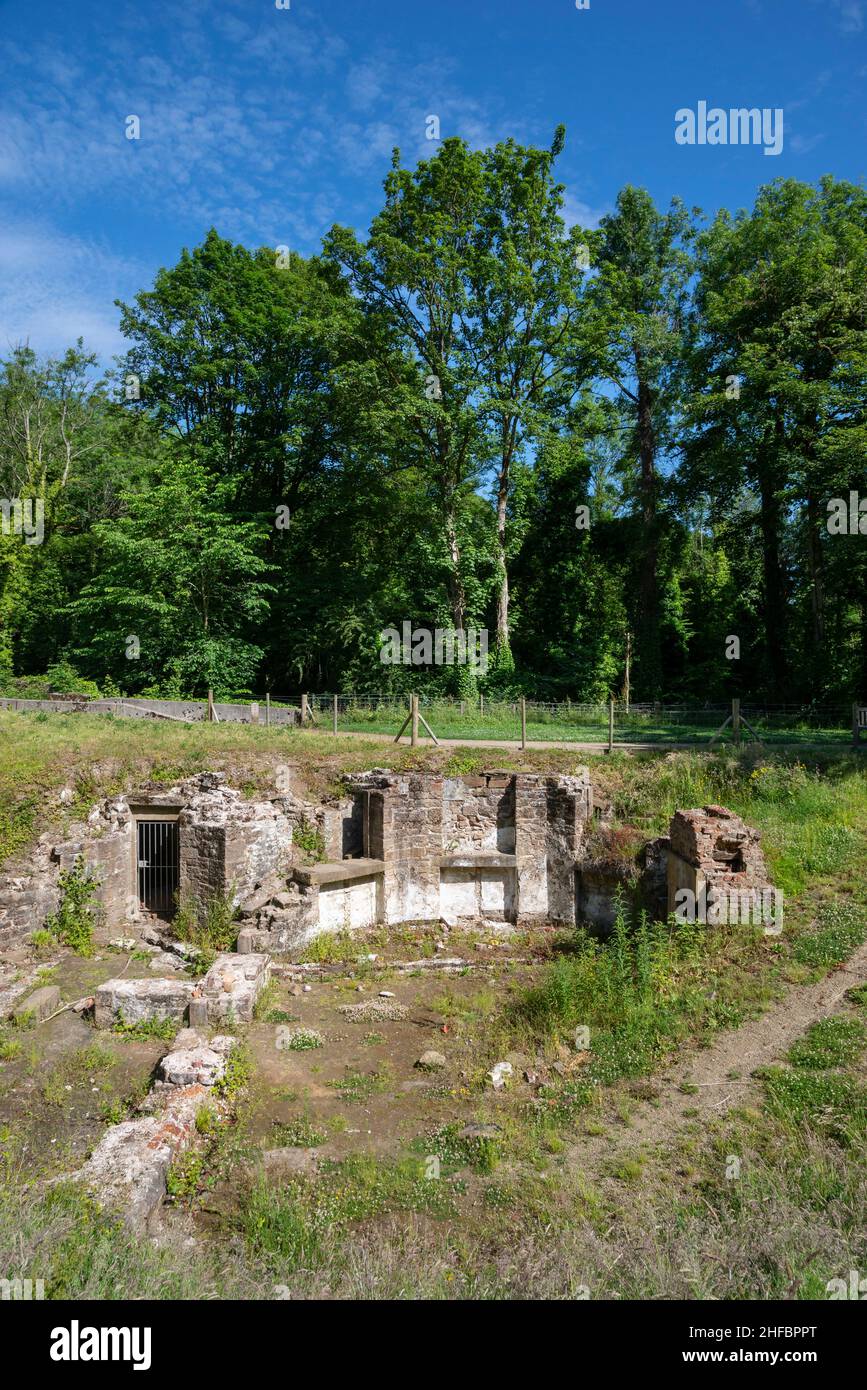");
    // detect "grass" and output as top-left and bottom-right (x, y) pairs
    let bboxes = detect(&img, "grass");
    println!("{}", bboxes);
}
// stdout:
(788, 1016), (867, 1069)
(113, 1013), (179, 1042)
(241, 1153), (455, 1276)
(507, 908), (760, 1096)
(326, 1065), (393, 1103)
(278, 1027), (324, 1051)
(791, 901), (867, 968)
(270, 1117), (328, 1147)
(1, 716), (866, 1299)
(316, 698), (853, 747)
(172, 891), (238, 970)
